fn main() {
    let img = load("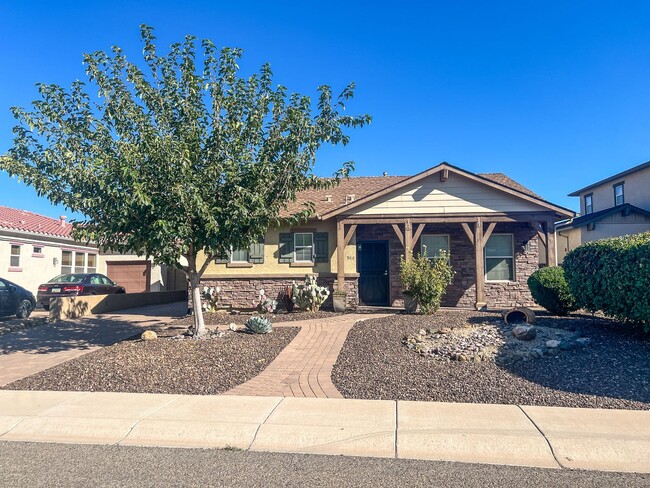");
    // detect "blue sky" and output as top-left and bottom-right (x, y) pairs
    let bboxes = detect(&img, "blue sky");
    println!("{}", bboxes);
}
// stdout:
(2, 1), (650, 219)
